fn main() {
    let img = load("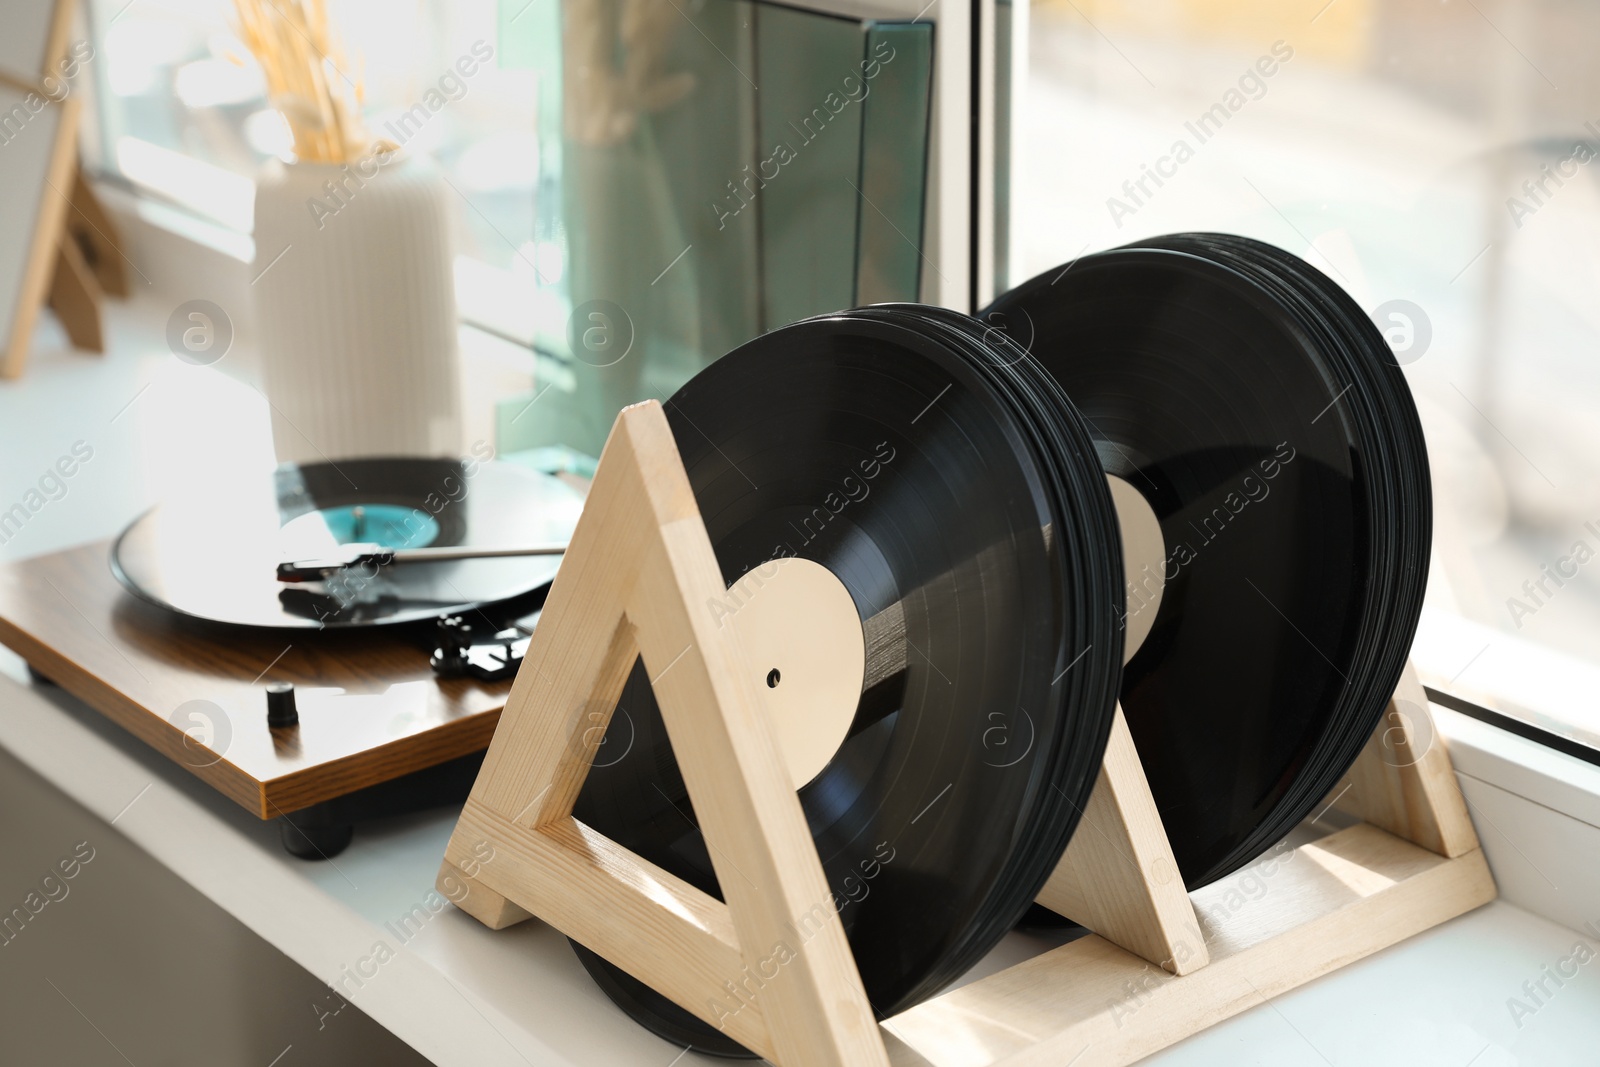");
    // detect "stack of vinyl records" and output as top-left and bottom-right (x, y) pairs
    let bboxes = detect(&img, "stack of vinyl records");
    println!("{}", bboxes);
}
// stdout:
(572, 305), (1126, 1054)
(983, 233), (1431, 886)
(563, 233), (1432, 1054)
